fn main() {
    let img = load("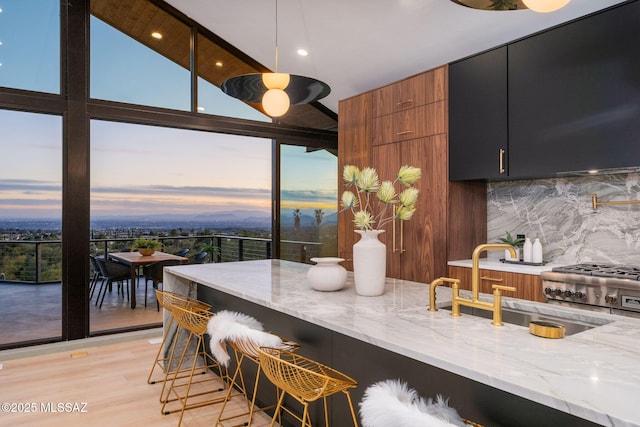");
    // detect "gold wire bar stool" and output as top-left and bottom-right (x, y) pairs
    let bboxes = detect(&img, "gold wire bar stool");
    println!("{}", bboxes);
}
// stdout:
(161, 305), (229, 427)
(147, 290), (212, 387)
(215, 335), (299, 426)
(258, 347), (359, 427)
